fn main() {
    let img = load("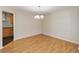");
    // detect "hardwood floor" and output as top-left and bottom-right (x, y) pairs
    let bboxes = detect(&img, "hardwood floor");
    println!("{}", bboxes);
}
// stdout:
(0, 34), (78, 53)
